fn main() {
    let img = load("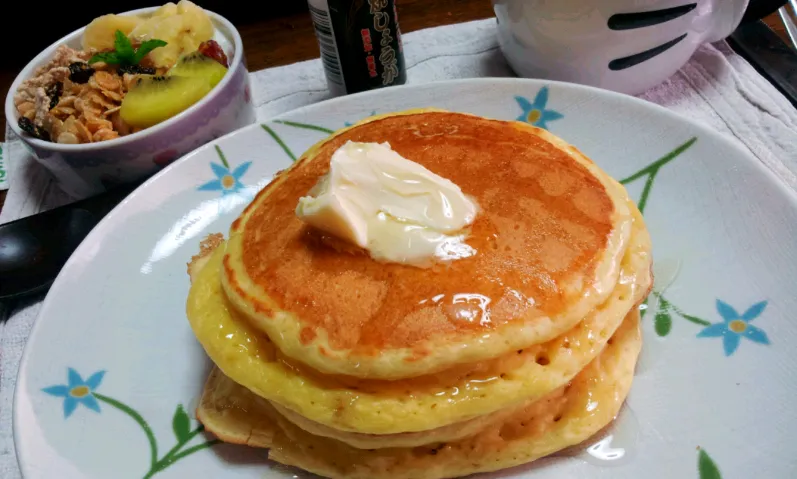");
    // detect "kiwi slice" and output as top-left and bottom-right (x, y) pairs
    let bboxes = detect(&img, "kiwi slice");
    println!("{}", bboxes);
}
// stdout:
(120, 75), (212, 128)
(168, 51), (228, 88)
